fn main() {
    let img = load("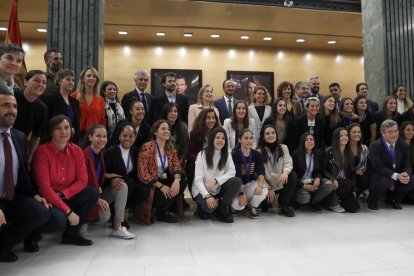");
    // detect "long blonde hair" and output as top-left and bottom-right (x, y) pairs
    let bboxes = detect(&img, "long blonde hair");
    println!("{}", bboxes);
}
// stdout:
(76, 66), (100, 101)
